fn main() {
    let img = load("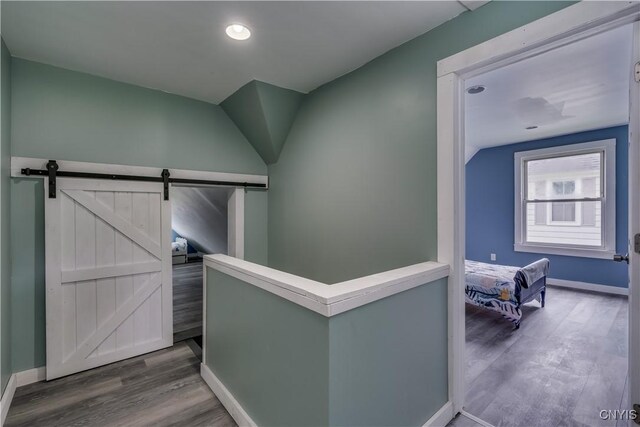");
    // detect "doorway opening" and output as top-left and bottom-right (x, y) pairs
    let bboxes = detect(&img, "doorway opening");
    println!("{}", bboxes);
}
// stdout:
(170, 186), (244, 351)
(460, 23), (633, 426)
(436, 3), (640, 426)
